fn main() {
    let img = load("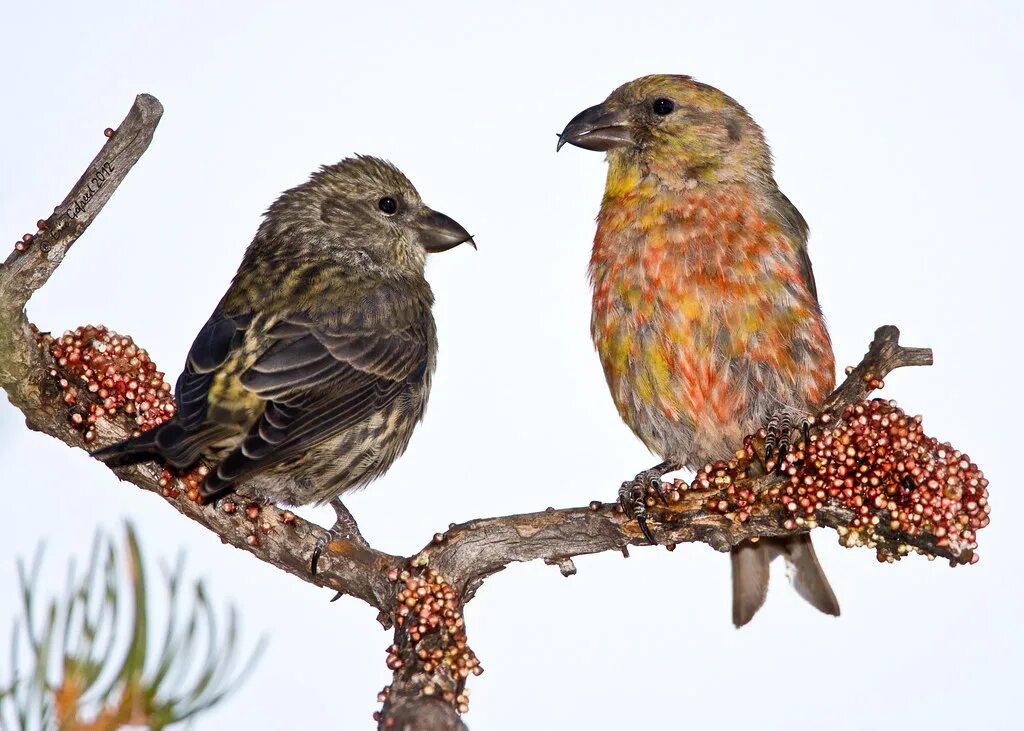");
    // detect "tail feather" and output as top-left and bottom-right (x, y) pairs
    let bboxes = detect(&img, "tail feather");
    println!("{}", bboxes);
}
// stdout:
(90, 421), (219, 470)
(781, 533), (841, 617)
(92, 421), (241, 505)
(90, 427), (162, 467)
(731, 541), (772, 627)
(730, 534), (839, 627)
